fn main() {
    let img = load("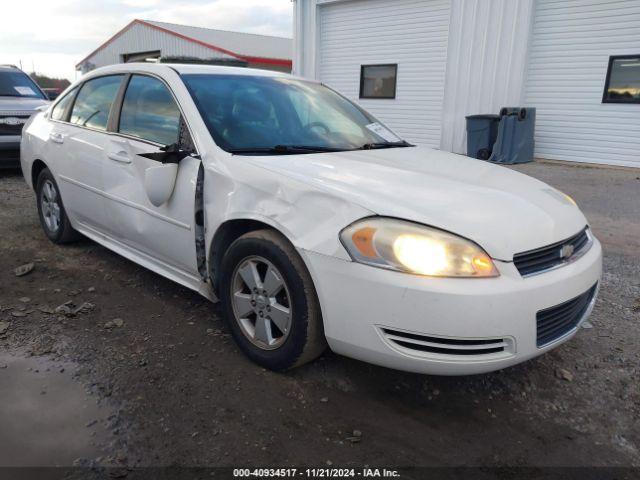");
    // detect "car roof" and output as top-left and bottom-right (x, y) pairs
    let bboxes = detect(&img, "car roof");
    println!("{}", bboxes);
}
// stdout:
(80, 63), (314, 83)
